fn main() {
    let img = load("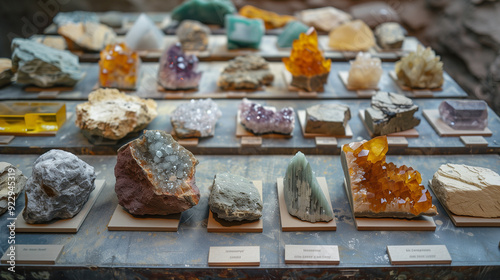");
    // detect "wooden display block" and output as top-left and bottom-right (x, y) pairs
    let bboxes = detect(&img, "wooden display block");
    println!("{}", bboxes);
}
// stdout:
(387, 245), (452, 265)
(207, 181), (263, 233)
(359, 110), (419, 138)
(423, 109), (492, 137)
(0, 136), (15, 144)
(297, 110), (352, 139)
(16, 180), (105, 233)
(387, 136), (408, 147)
(338, 71), (380, 92)
(169, 131), (200, 147)
(208, 246), (260, 267)
(37, 91), (60, 99)
(236, 112), (293, 138)
(277, 177), (336, 231)
(389, 71), (442, 94)
(284, 245), (340, 265)
(241, 136), (262, 147)
(107, 205), (181, 232)
(460, 136), (488, 147)
(1, 245), (63, 265)
(315, 137), (337, 147)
